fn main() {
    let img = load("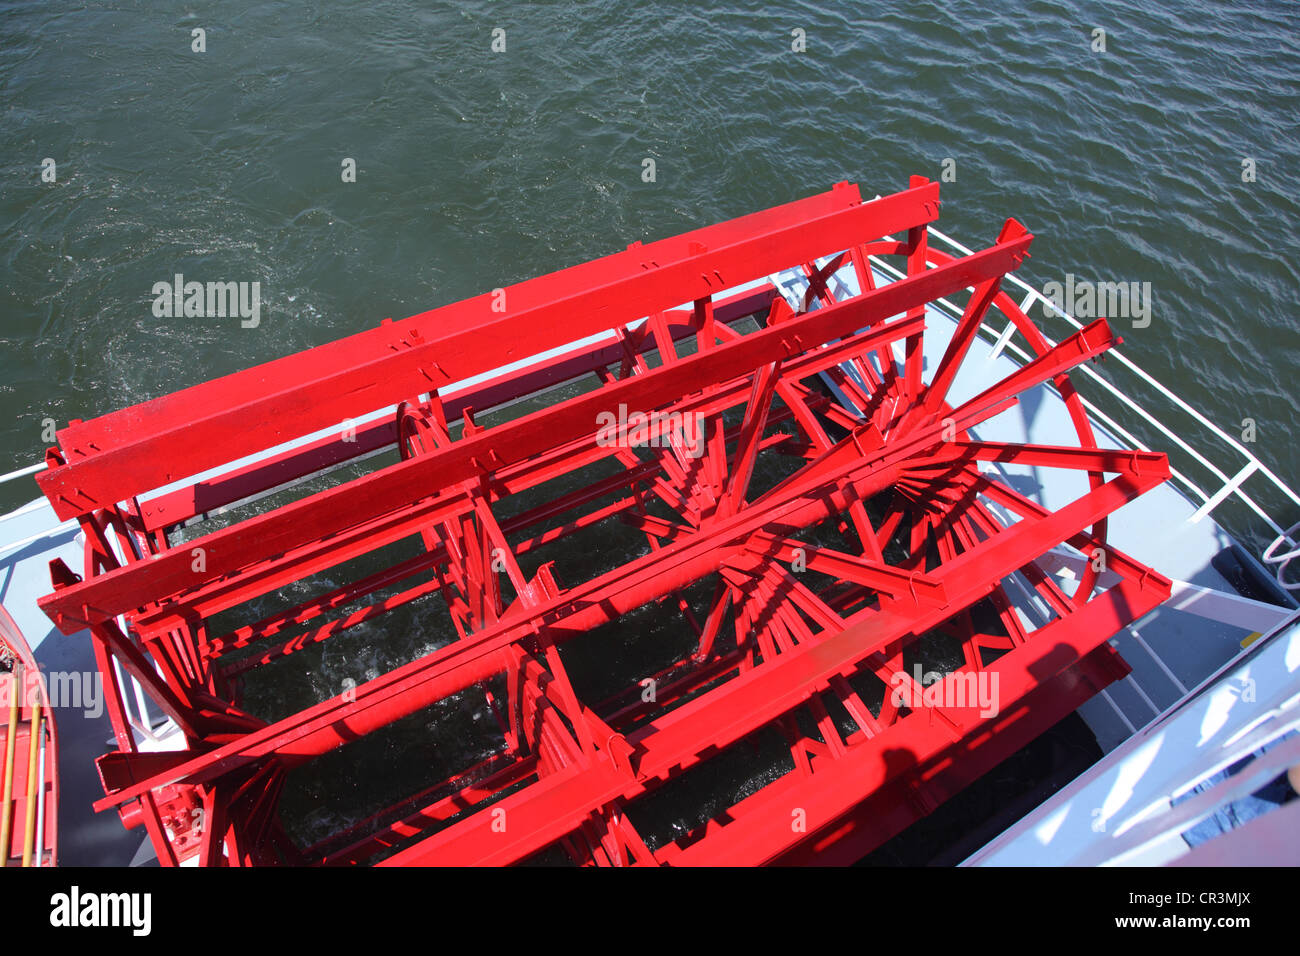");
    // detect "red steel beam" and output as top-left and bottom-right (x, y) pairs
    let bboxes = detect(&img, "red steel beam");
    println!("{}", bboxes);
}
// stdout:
(41, 221), (1031, 635)
(134, 285), (776, 533)
(40, 182), (940, 519)
(375, 460), (1170, 865)
(91, 305), (1111, 819)
(685, 641), (1132, 866)
(88, 373), (1037, 814)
